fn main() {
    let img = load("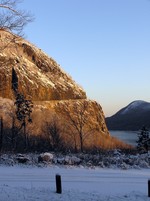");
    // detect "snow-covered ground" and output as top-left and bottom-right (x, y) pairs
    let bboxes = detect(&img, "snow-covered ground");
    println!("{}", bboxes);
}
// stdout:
(0, 165), (150, 201)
